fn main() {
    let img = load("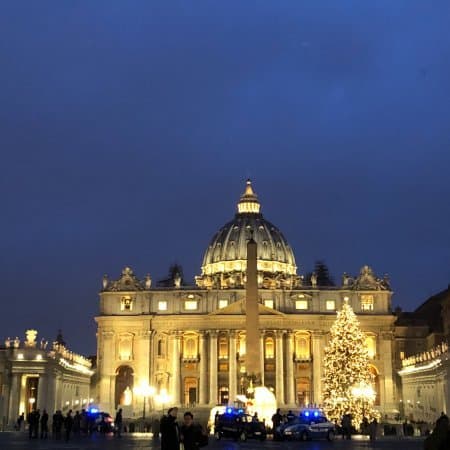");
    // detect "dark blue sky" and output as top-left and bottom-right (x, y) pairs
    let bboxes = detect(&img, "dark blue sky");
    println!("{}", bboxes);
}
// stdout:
(1, 1), (449, 355)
